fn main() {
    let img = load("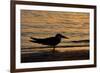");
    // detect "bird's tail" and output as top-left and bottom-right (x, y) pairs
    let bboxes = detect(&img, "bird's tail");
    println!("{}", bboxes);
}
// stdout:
(30, 37), (38, 42)
(30, 37), (38, 40)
